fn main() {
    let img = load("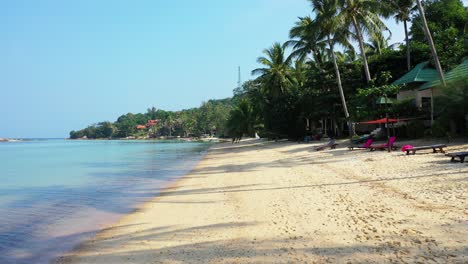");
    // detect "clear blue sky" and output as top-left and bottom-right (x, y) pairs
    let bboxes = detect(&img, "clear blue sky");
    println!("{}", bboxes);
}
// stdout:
(1, 0), (409, 138)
